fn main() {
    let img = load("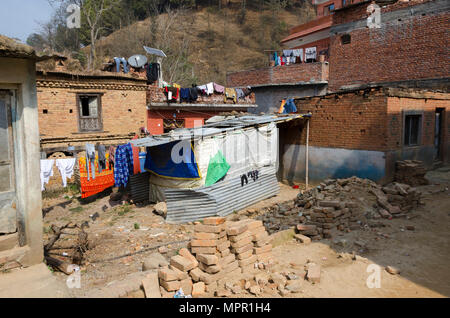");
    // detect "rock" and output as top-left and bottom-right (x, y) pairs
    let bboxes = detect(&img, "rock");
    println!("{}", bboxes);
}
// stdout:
(287, 273), (298, 280)
(406, 225), (415, 231)
(158, 246), (169, 254)
(215, 289), (231, 297)
(385, 266), (401, 275)
(231, 285), (242, 294)
(279, 288), (290, 296)
(141, 273), (161, 298)
(270, 273), (287, 286)
(153, 202), (167, 216)
(285, 280), (302, 292)
(142, 253), (169, 271)
(249, 286), (261, 295)
(294, 234), (311, 244)
(306, 264), (321, 283)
